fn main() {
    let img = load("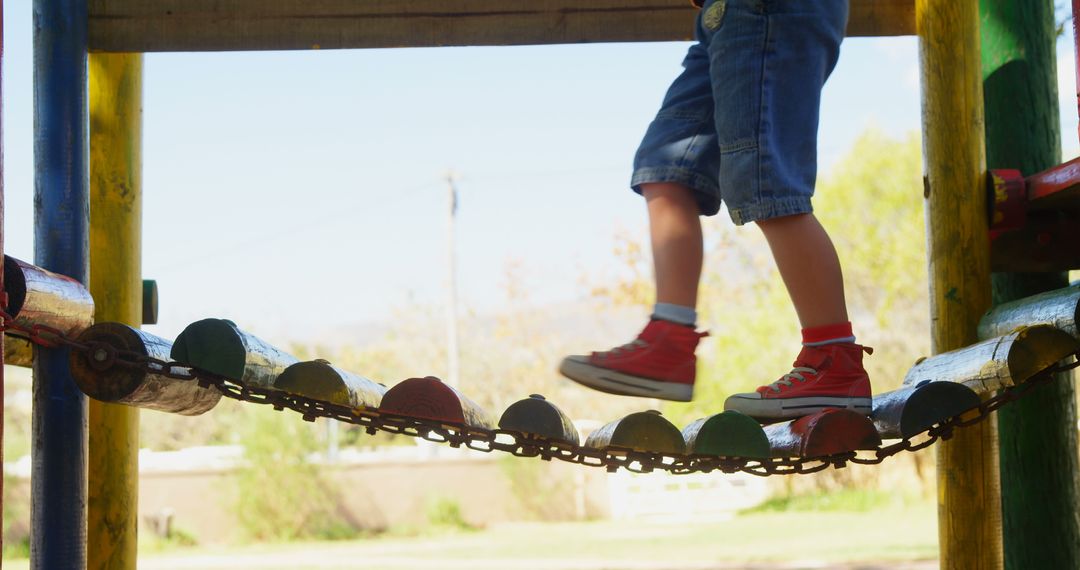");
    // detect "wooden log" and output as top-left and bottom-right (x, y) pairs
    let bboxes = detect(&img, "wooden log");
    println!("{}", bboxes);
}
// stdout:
(87, 0), (915, 53)
(378, 376), (493, 429)
(902, 325), (1079, 396)
(88, 51), (144, 569)
(978, 283), (1079, 340)
(918, 0), (1001, 563)
(69, 322), (222, 416)
(274, 360), (385, 410)
(682, 411), (769, 458)
(497, 394), (579, 446)
(170, 318), (299, 388)
(871, 382), (980, 440)
(3, 254), (94, 337)
(765, 409), (881, 458)
(584, 410), (685, 455)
